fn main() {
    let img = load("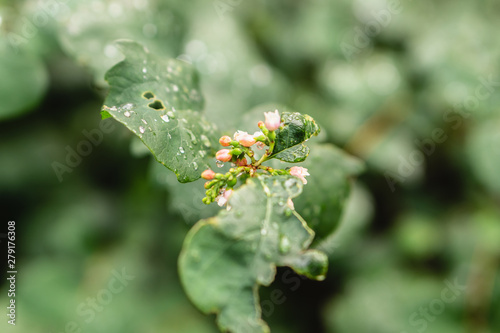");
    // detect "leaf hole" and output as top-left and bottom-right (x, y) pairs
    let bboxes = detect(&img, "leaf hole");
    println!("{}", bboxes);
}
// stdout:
(148, 100), (165, 110)
(142, 91), (155, 99)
